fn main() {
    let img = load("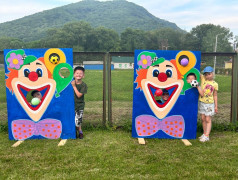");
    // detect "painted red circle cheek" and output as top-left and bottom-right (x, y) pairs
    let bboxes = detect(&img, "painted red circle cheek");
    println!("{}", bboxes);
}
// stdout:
(28, 72), (38, 81)
(158, 72), (167, 82)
